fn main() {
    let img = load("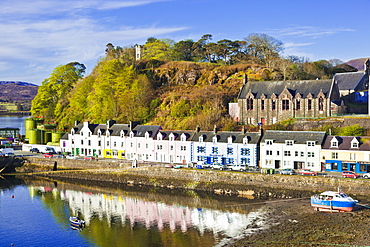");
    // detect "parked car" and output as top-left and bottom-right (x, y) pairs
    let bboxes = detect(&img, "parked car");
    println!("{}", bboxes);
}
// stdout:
(211, 163), (228, 170)
(297, 169), (317, 176)
(229, 164), (247, 172)
(29, 148), (39, 153)
(174, 164), (187, 169)
(342, 171), (359, 178)
(280, 169), (295, 175)
(66, 155), (78, 159)
(362, 172), (370, 179)
(43, 153), (54, 158)
(83, 156), (95, 160)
